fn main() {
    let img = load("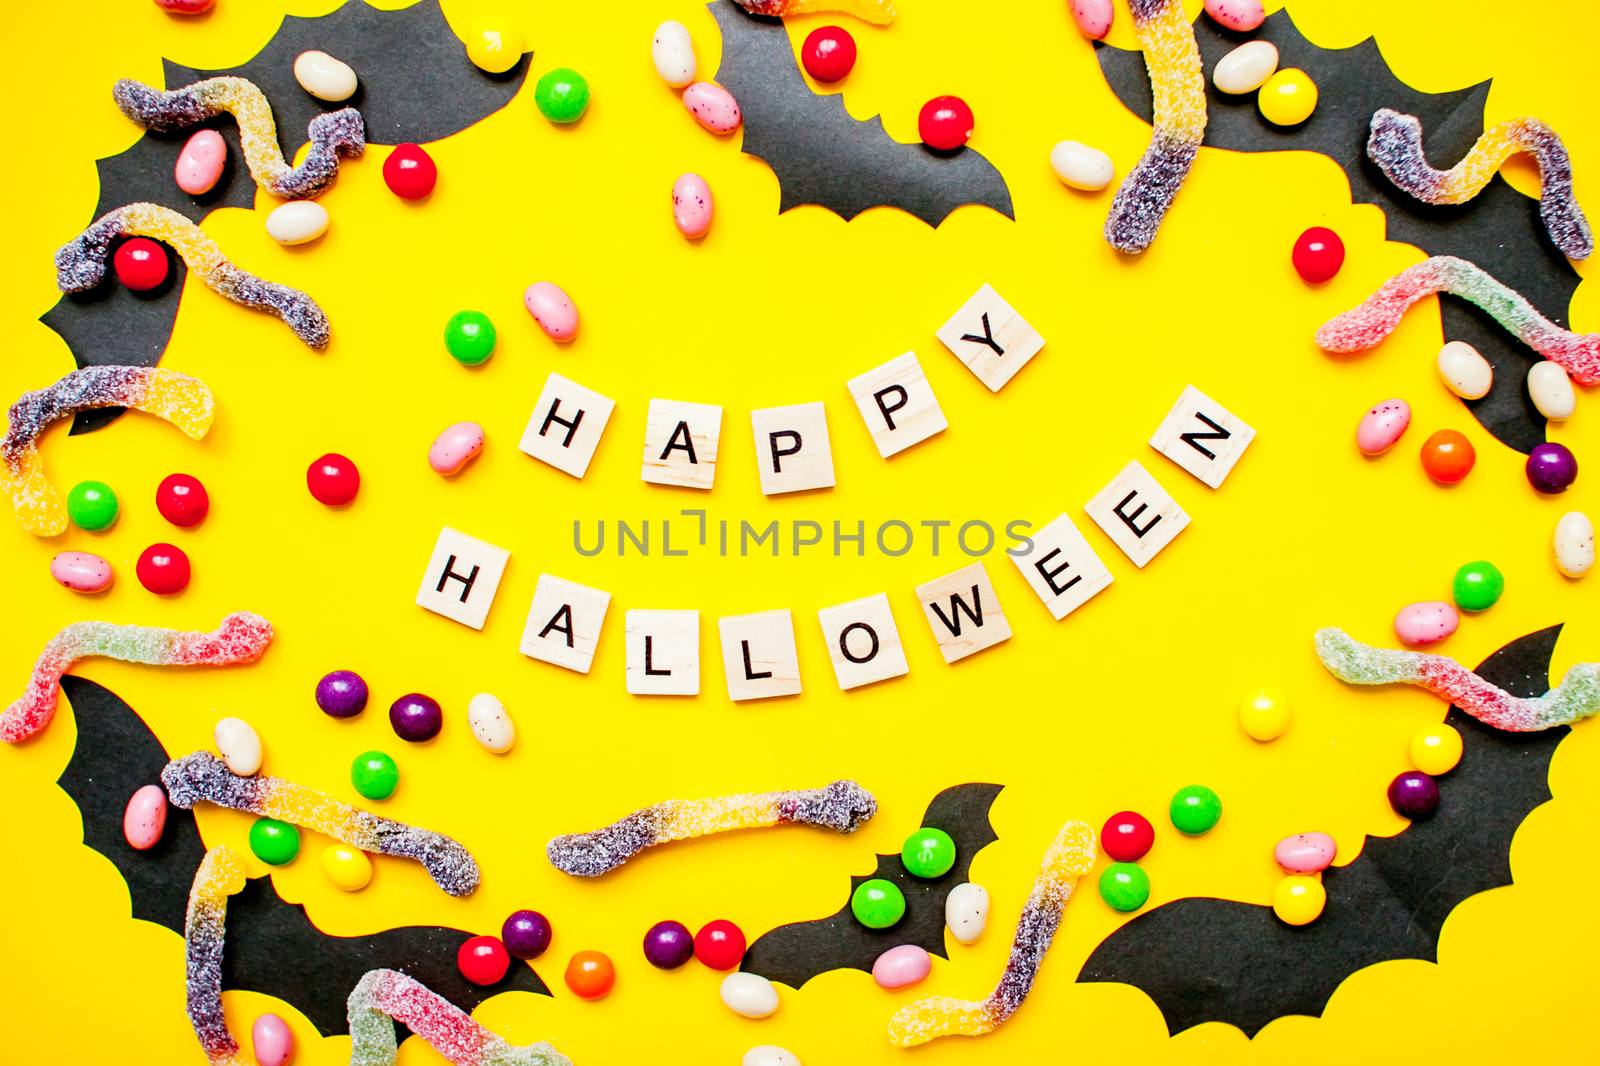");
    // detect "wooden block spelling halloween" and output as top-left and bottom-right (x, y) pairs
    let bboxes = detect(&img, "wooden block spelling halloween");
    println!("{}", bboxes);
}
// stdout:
(1083, 460), (1190, 568)
(935, 283), (1044, 392)
(915, 561), (1012, 663)
(846, 351), (948, 458)
(641, 398), (724, 490)
(519, 573), (612, 674)
(750, 401), (836, 495)
(817, 592), (910, 690)
(1148, 384), (1256, 488)
(624, 609), (700, 695)
(415, 526), (510, 630)
(1010, 513), (1113, 619)
(518, 371), (616, 478)
(718, 609), (802, 701)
